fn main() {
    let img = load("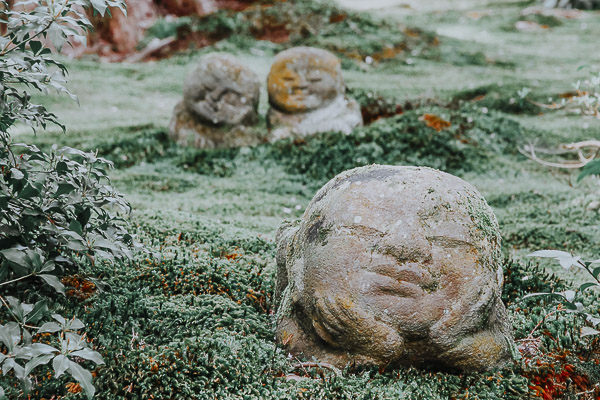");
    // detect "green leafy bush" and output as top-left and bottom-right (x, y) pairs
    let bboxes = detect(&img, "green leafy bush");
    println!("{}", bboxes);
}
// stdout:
(0, 0), (136, 398)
